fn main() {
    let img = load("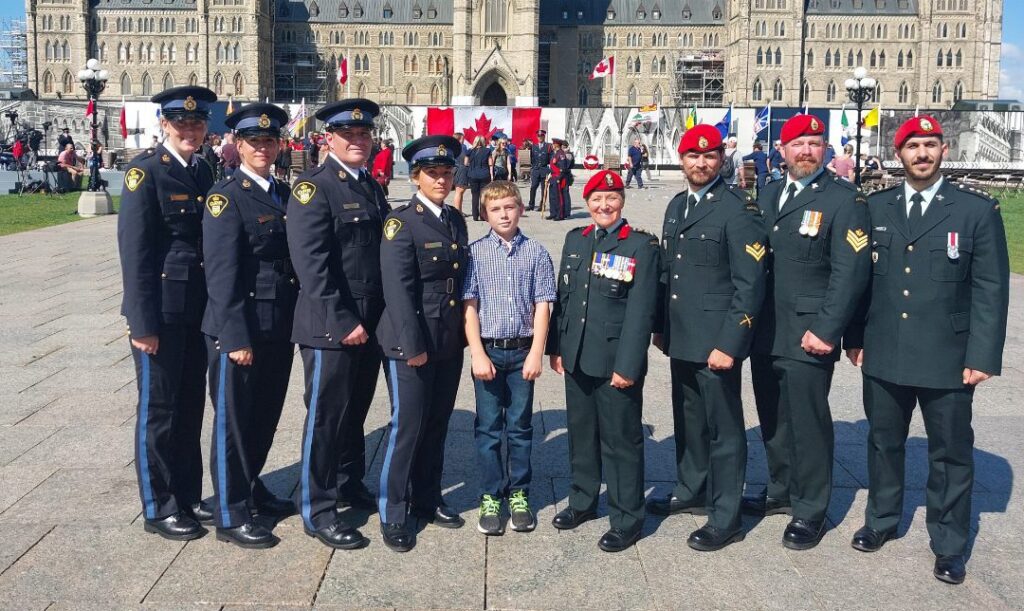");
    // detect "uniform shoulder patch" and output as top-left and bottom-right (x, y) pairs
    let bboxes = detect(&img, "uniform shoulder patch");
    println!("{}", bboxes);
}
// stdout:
(383, 217), (403, 240)
(206, 193), (229, 218)
(293, 181), (317, 205)
(846, 228), (869, 253)
(124, 167), (145, 192)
